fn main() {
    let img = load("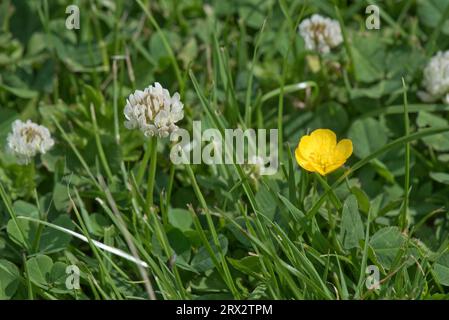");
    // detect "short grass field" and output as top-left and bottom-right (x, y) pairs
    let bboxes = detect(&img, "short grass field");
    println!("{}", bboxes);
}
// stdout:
(1, 0), (449, 300)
